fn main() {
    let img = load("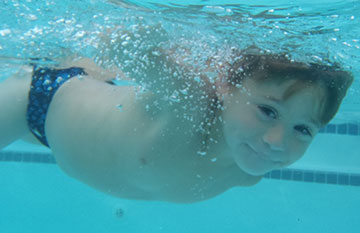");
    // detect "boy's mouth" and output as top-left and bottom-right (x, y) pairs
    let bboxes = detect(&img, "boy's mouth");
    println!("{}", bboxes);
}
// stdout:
(247, 143), (283, 165)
